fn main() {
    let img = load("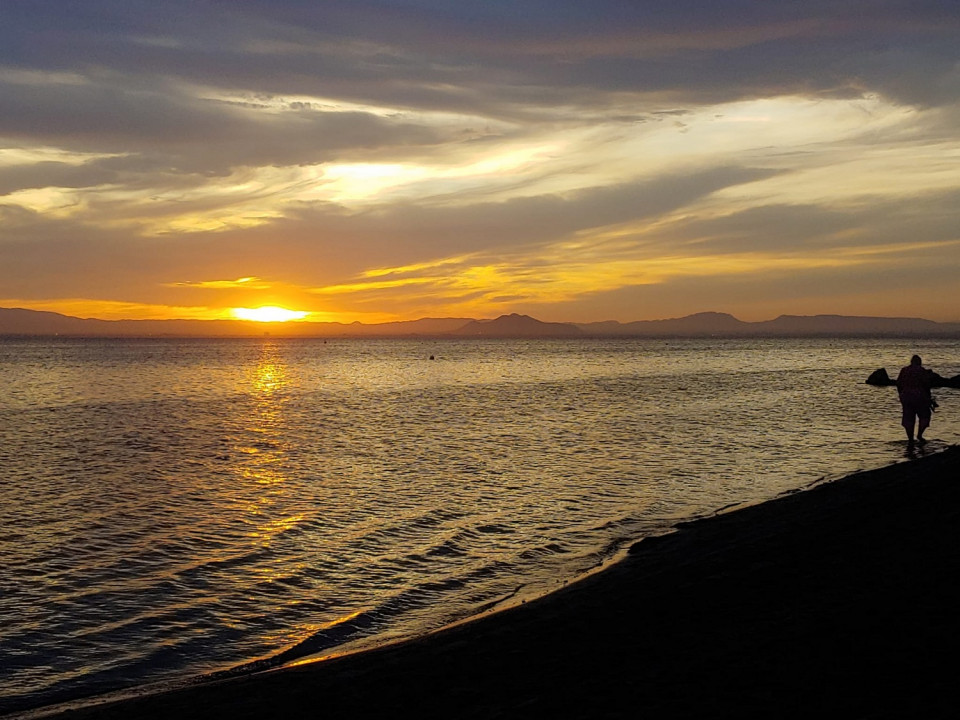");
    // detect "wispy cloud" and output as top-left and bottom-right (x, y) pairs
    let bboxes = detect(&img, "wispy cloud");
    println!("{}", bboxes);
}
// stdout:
(164, 277), (272, 290)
